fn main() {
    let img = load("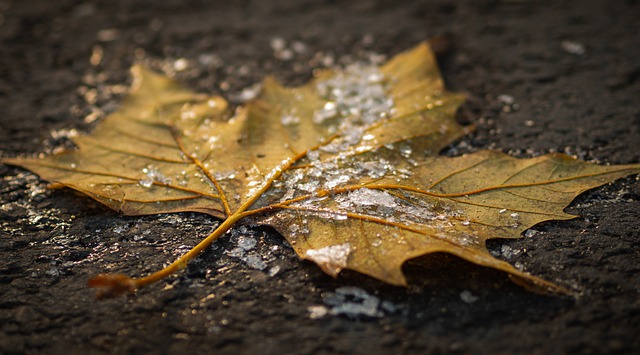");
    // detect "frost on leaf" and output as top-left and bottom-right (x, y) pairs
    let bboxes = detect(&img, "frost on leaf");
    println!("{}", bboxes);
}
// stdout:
(3, 41), (640, 298)
(305, 243), (351, 276)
